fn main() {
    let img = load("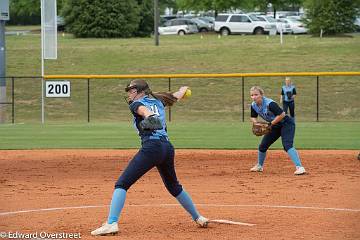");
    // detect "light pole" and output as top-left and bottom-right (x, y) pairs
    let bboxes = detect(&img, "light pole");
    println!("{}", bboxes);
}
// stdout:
(154, 0), (159, 46)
